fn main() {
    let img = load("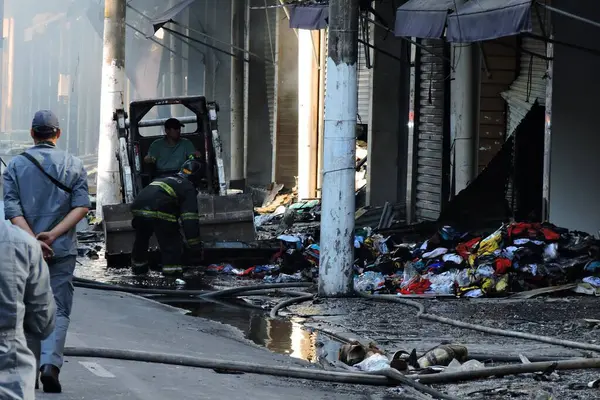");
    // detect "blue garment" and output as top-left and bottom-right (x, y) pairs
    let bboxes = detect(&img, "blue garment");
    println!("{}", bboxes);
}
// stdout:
(2, 142), (91, 257)
(27, 256), (76, 370)
(0, 221), (56, 400)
